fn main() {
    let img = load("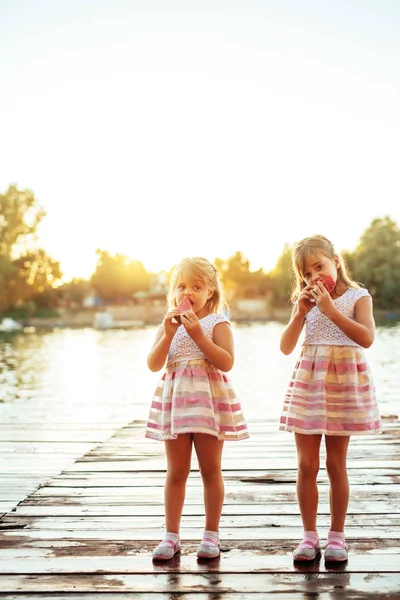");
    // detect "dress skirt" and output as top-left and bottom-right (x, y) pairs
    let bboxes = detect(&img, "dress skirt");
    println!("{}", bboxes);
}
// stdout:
(145, 358), (249, 441)
(279, 345), (382, 436)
